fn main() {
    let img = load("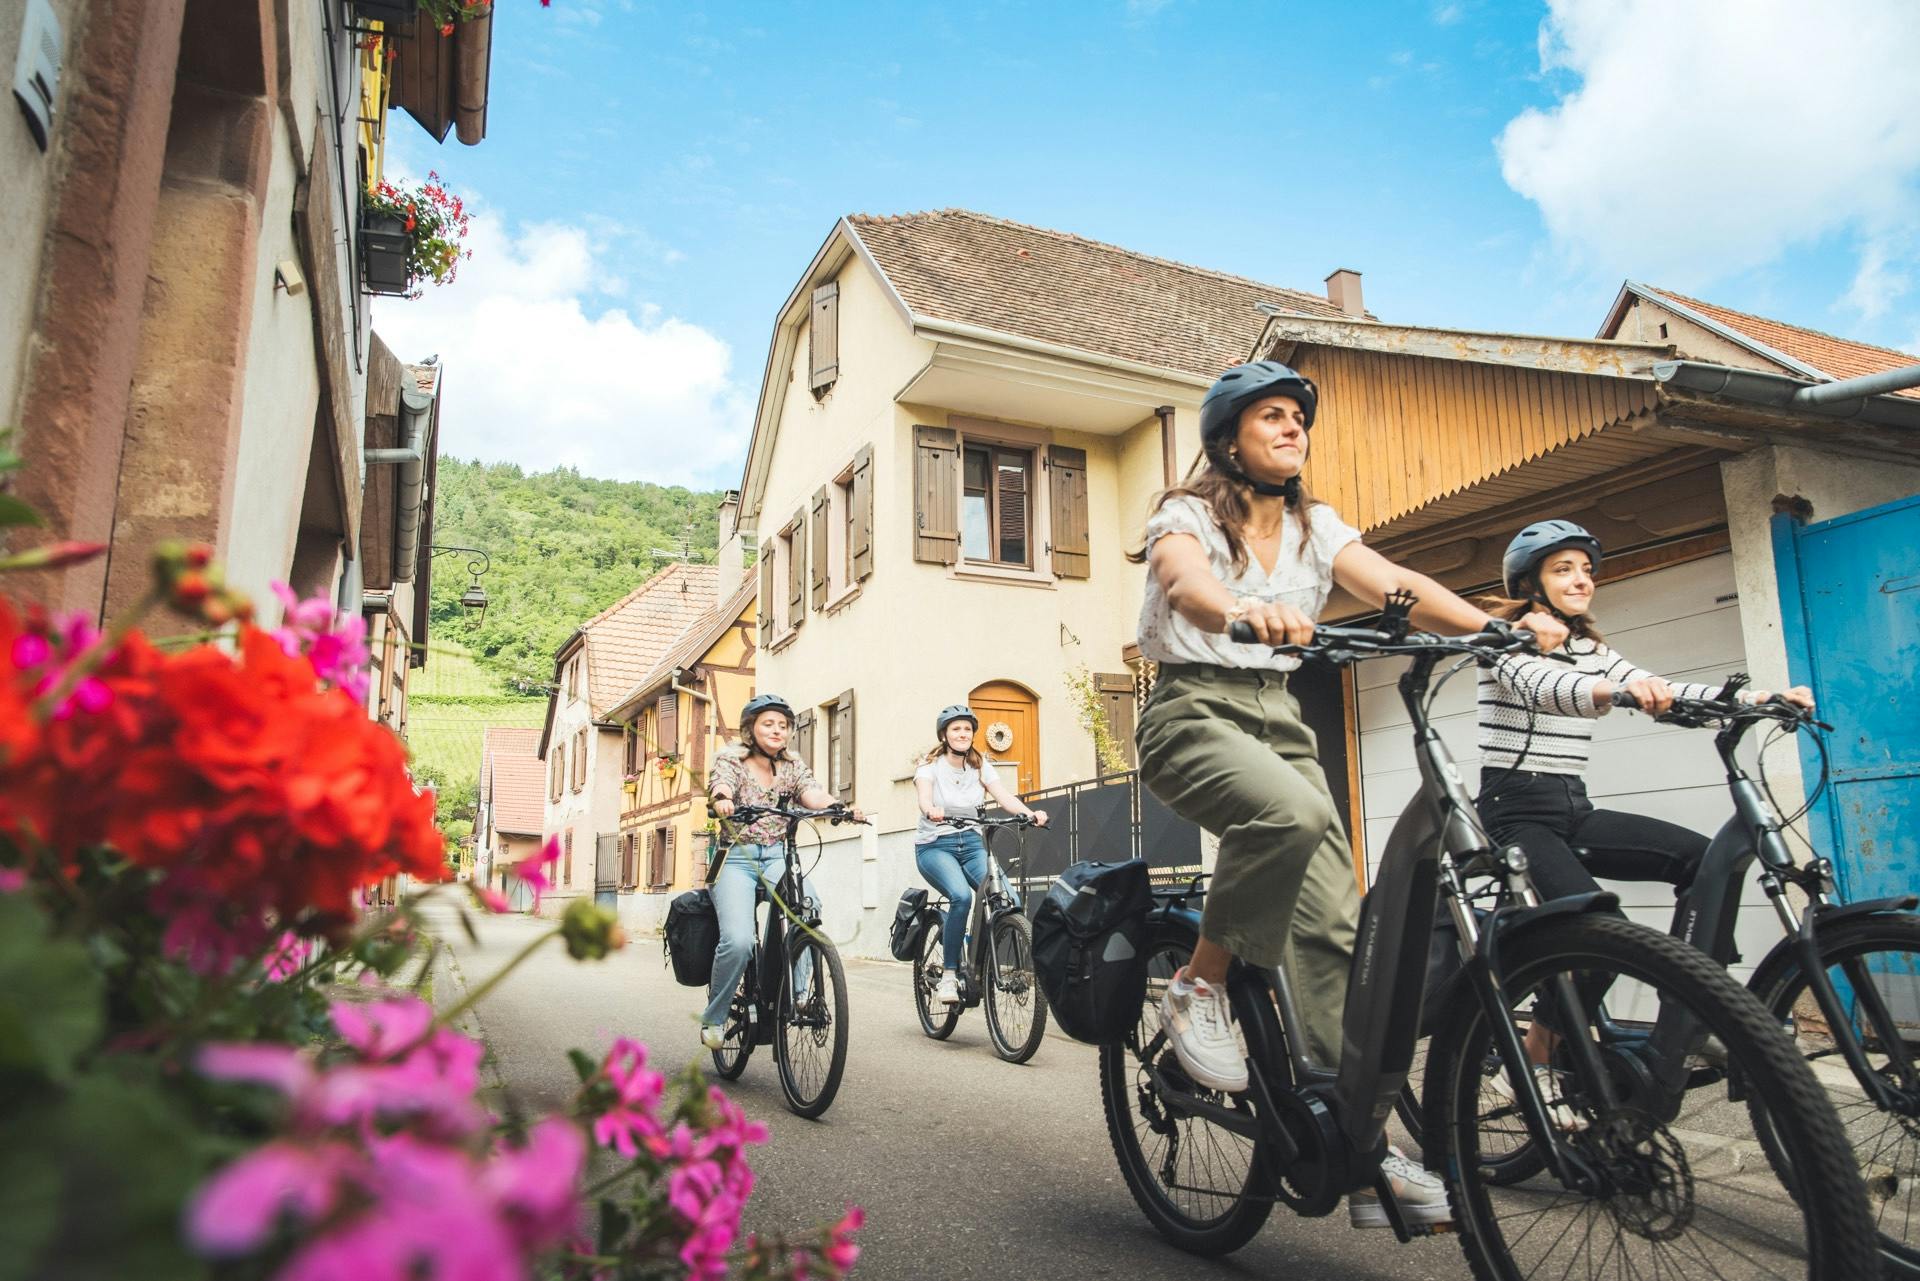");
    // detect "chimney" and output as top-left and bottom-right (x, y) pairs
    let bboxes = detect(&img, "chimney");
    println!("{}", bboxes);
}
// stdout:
(713, 490), (745, 595)
(1324, 268), (1364, 318)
